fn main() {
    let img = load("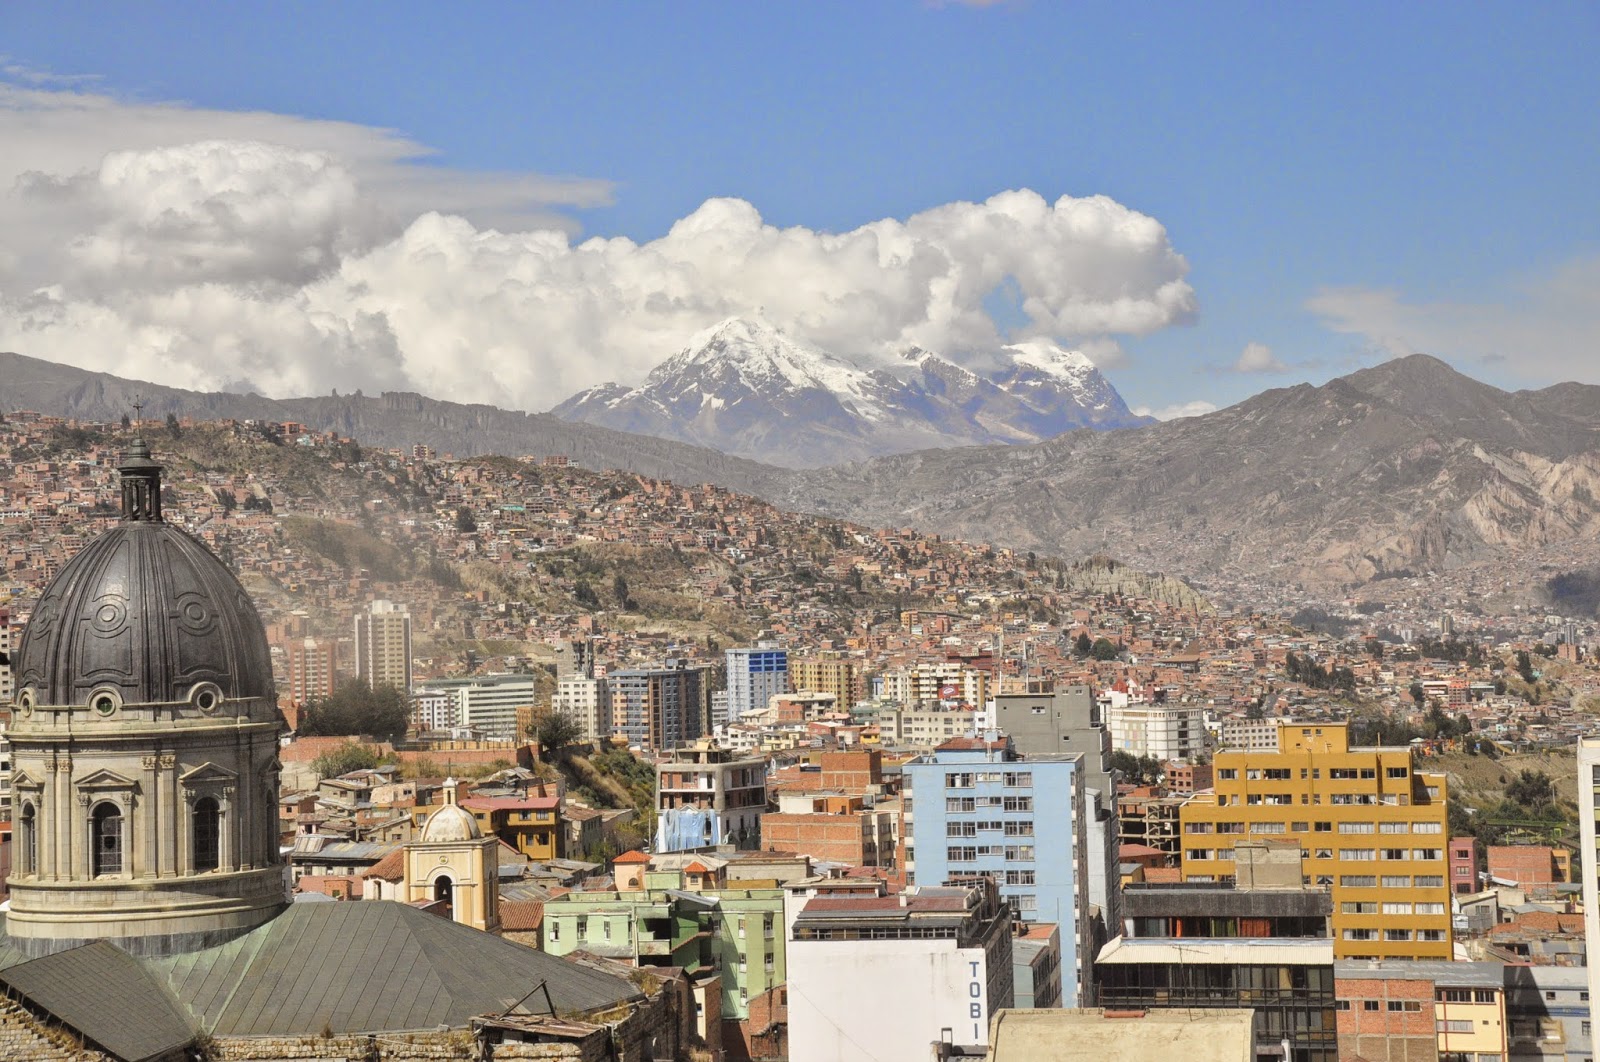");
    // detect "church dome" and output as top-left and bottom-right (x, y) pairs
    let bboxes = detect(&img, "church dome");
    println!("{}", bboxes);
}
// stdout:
(421, 802), (482, 843)
(12, 439), (274, 710)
